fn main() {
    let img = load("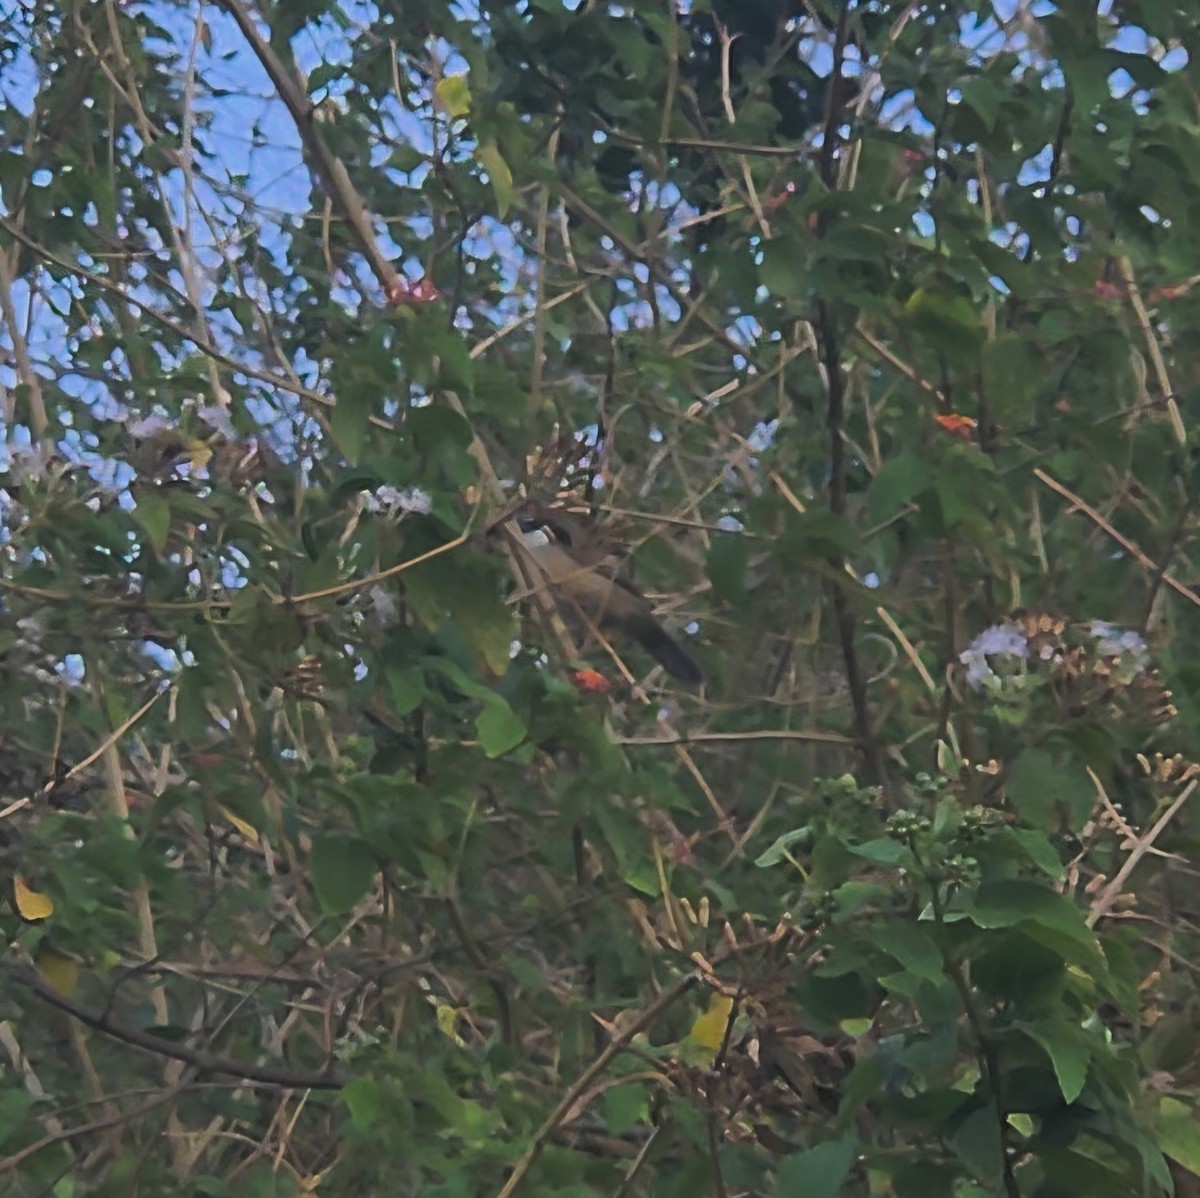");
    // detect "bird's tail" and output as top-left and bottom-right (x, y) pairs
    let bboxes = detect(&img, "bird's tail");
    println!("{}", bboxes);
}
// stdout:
(629, 616), (705, 687)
